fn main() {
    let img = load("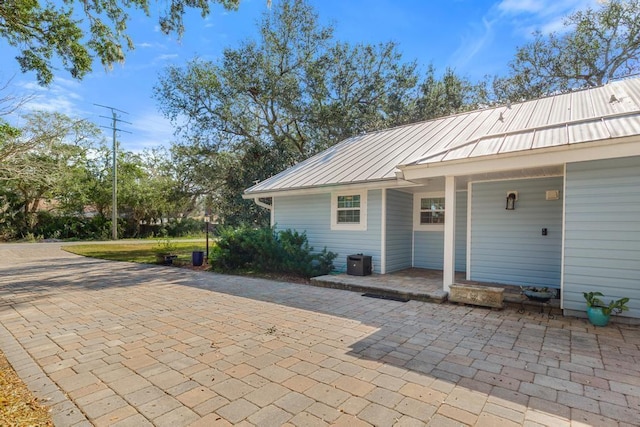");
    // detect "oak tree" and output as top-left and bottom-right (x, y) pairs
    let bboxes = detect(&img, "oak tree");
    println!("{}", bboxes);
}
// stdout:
(497, 0), (640, 100)
(0, 0), (240, 85)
